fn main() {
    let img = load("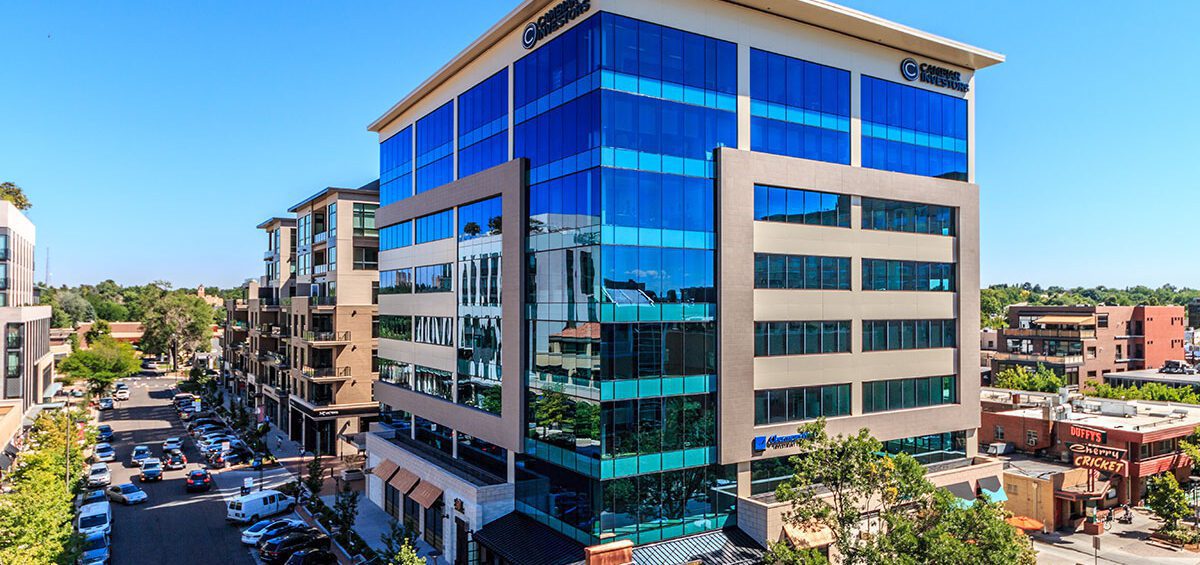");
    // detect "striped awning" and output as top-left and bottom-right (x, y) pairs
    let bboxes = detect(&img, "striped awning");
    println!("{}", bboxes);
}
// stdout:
(1034, 315), (1094, 325)
(389, 468), (420, 495)
(370, 459), (399, 482)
